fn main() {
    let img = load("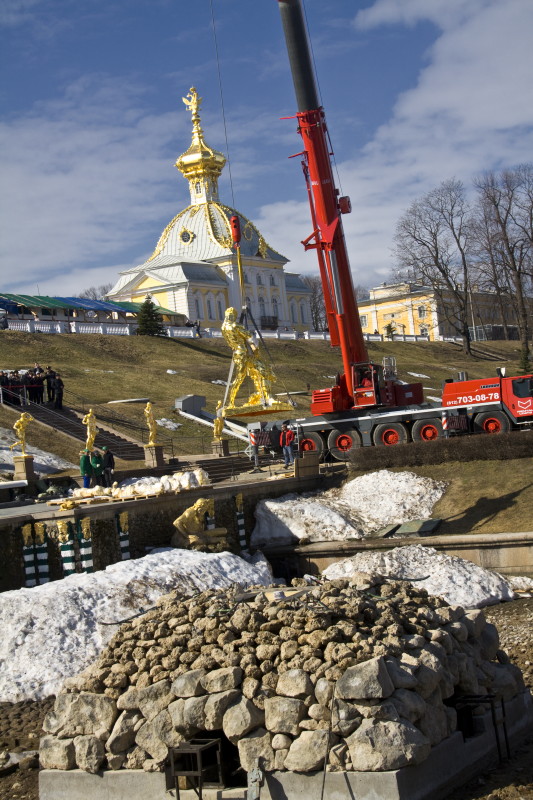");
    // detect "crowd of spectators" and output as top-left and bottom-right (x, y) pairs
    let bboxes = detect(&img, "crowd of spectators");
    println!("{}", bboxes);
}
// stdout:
(0, 363), (64, 409)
